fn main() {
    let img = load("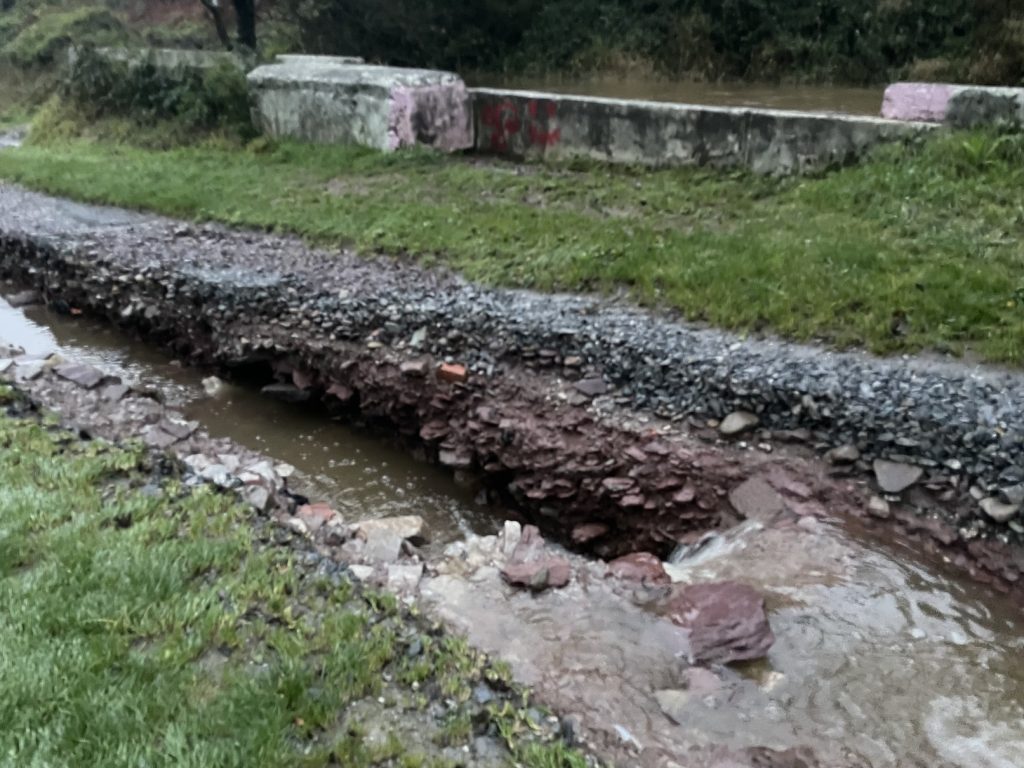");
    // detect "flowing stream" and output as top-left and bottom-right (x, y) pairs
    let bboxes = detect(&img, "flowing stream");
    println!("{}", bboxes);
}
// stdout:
(470, 76), (885, 116)
(0, 298), (497, 545)
(3, 296), (1024, 767)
